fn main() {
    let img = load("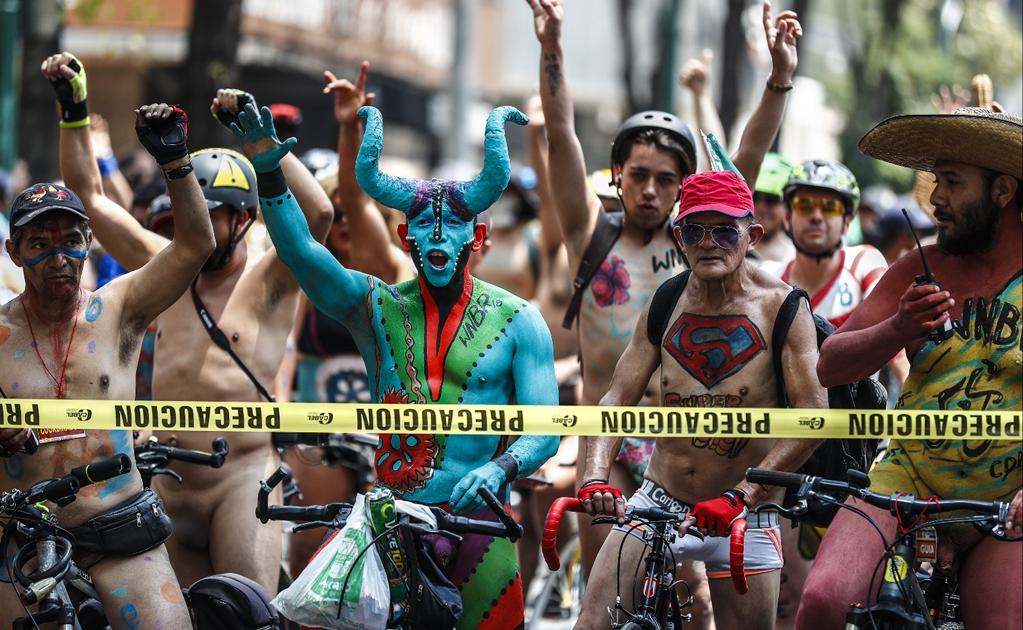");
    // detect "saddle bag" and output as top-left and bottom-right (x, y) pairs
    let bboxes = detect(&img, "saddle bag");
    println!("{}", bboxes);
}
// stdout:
(186, 573), (280, 630)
